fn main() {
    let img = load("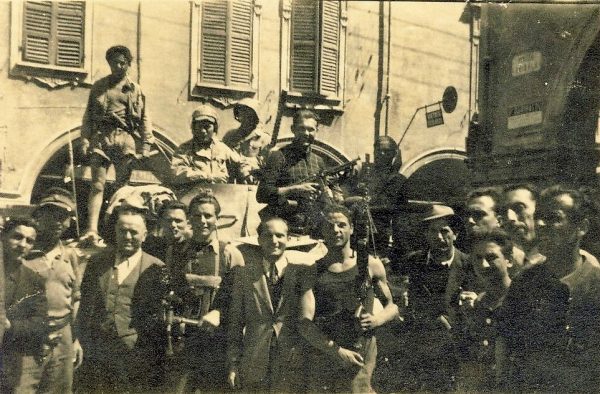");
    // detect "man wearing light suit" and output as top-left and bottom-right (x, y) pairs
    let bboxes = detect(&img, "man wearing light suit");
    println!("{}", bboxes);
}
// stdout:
(77, 206), (166, 392)
(227, 217), (315, 392)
